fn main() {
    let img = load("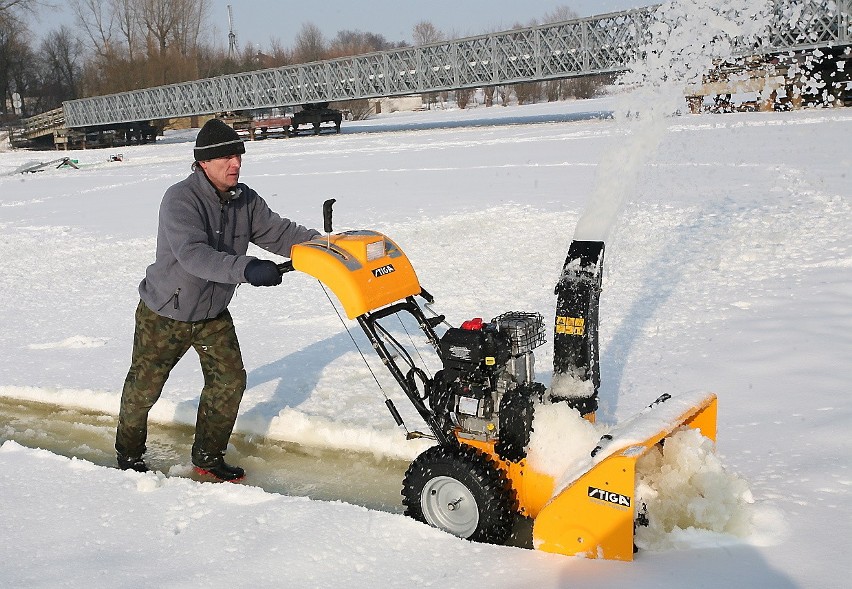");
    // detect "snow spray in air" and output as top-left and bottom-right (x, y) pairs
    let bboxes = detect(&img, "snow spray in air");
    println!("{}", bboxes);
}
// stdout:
(547, 0), (781, 551)
(572, 0), (774, 242)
